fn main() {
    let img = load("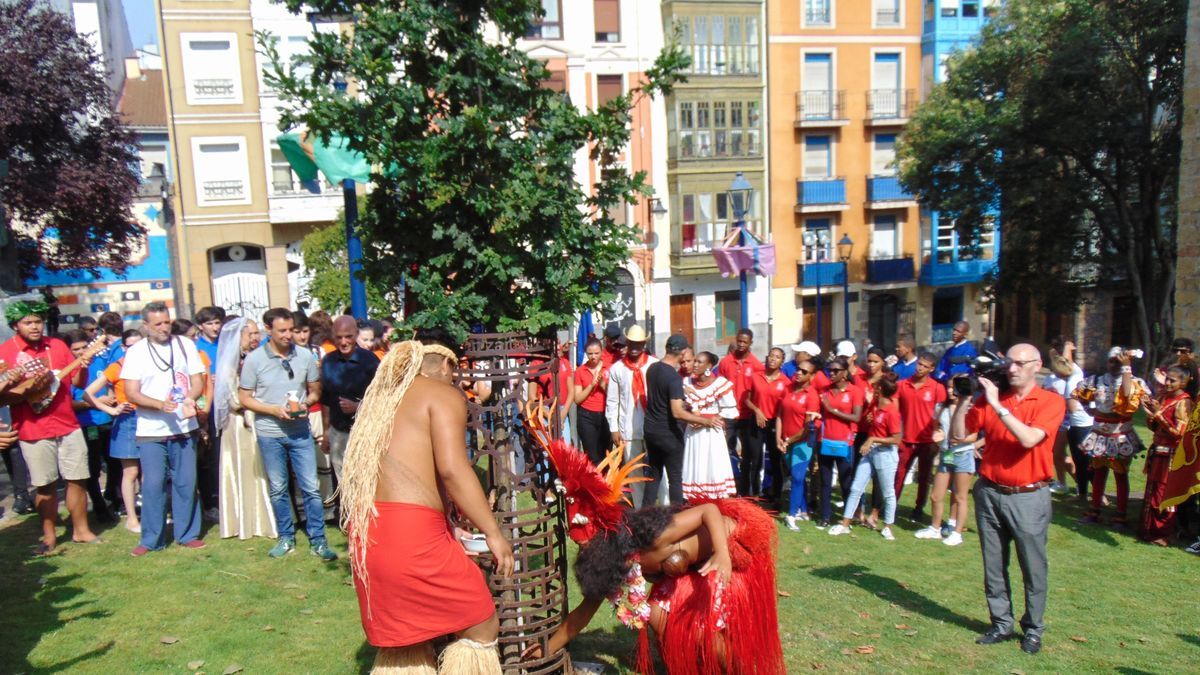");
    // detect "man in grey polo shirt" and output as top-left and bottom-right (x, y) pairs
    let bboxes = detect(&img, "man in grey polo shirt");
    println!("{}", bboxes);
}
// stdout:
(238, 307), (335, 561)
